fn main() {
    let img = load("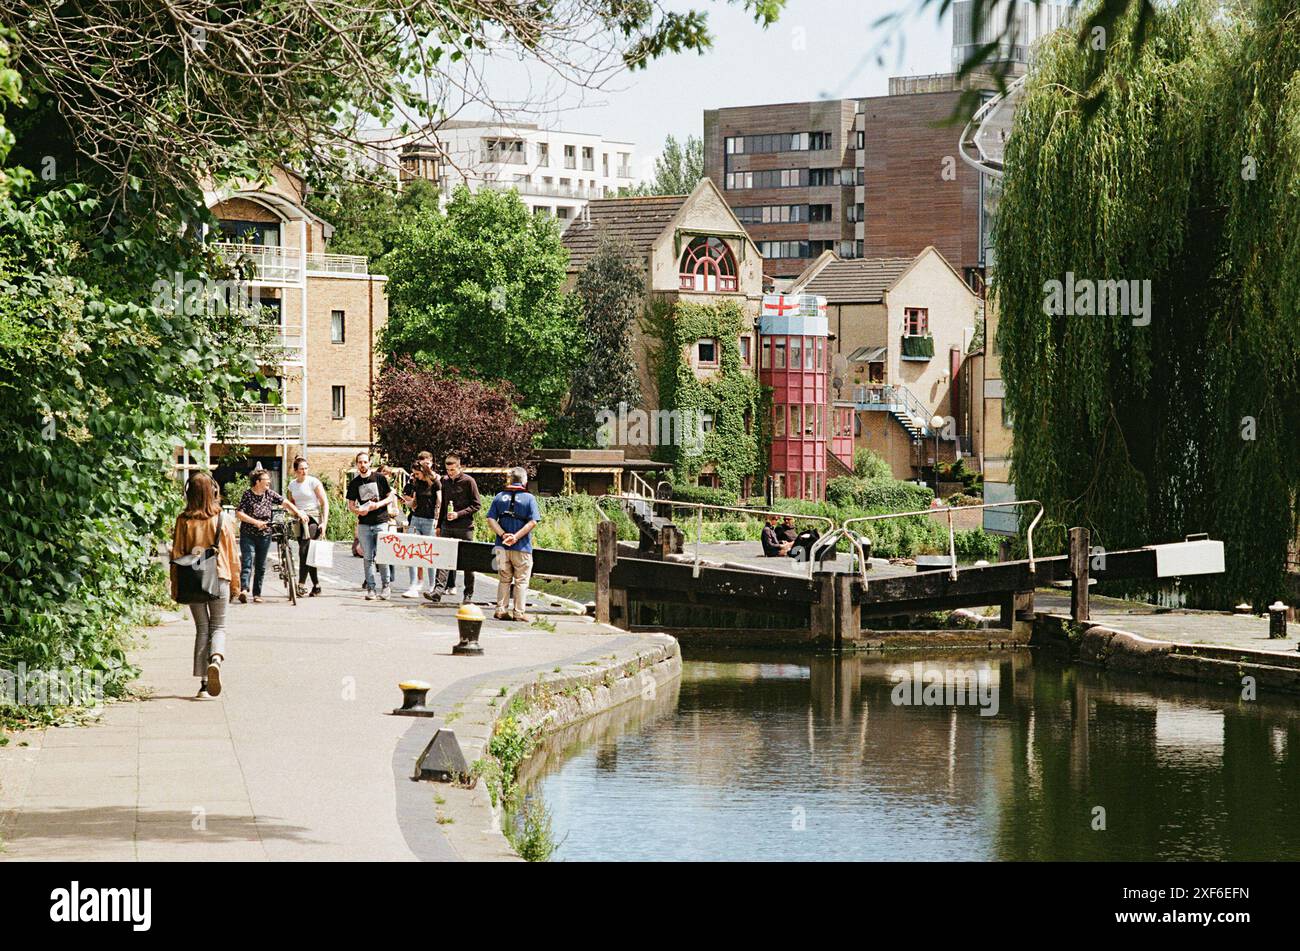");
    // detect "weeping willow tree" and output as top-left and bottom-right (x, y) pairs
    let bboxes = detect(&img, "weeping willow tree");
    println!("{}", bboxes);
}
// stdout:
(993, 0), (1300, 607)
